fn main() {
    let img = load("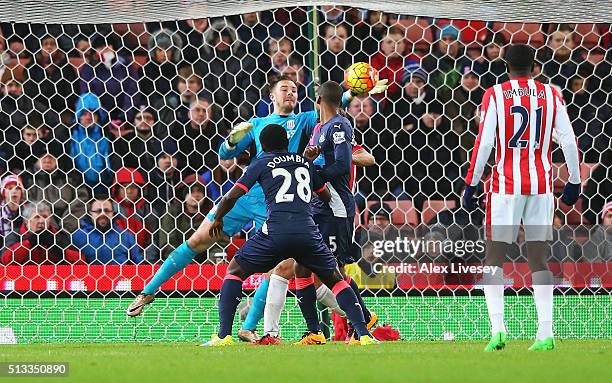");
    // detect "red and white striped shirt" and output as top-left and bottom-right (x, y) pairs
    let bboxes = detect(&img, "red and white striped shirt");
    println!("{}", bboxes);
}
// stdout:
(465, 78), (580, 195)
